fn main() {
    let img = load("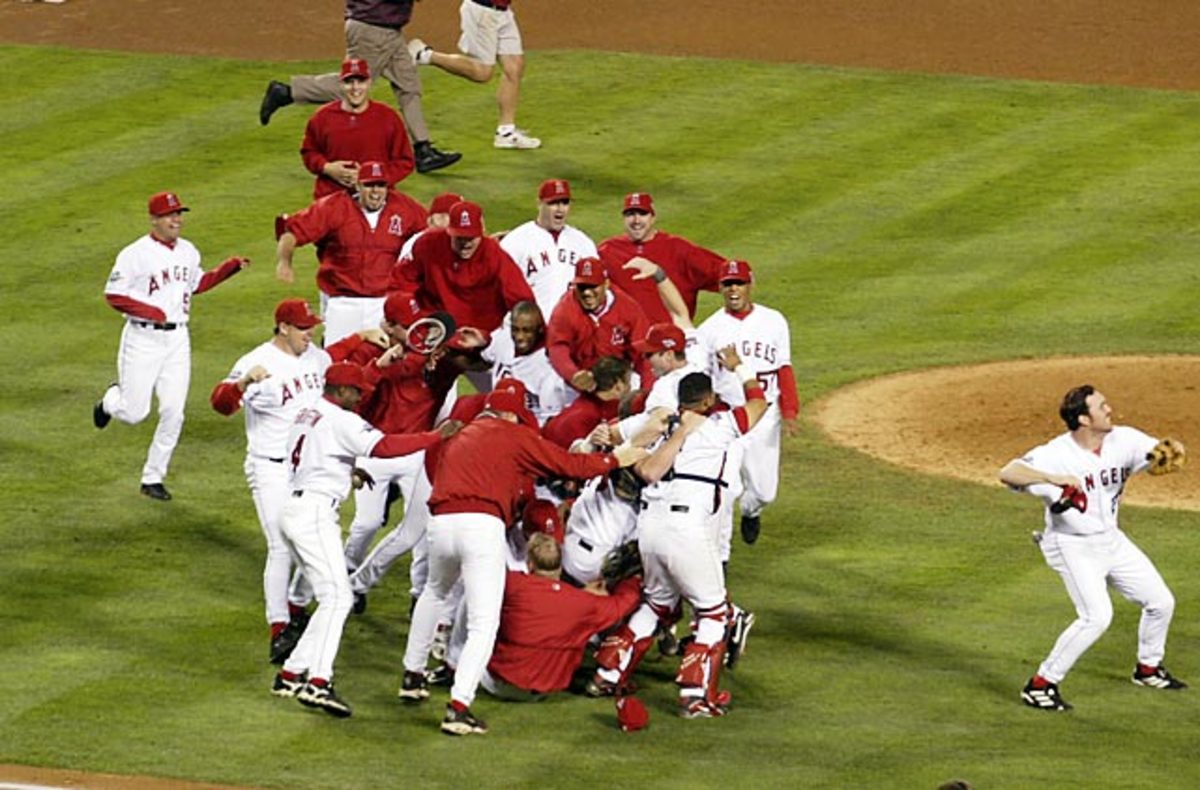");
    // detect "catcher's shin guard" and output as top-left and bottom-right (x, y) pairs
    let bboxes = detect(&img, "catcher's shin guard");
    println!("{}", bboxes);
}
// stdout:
(677, 640), (730, 706)
(594, 624), (656, 687)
